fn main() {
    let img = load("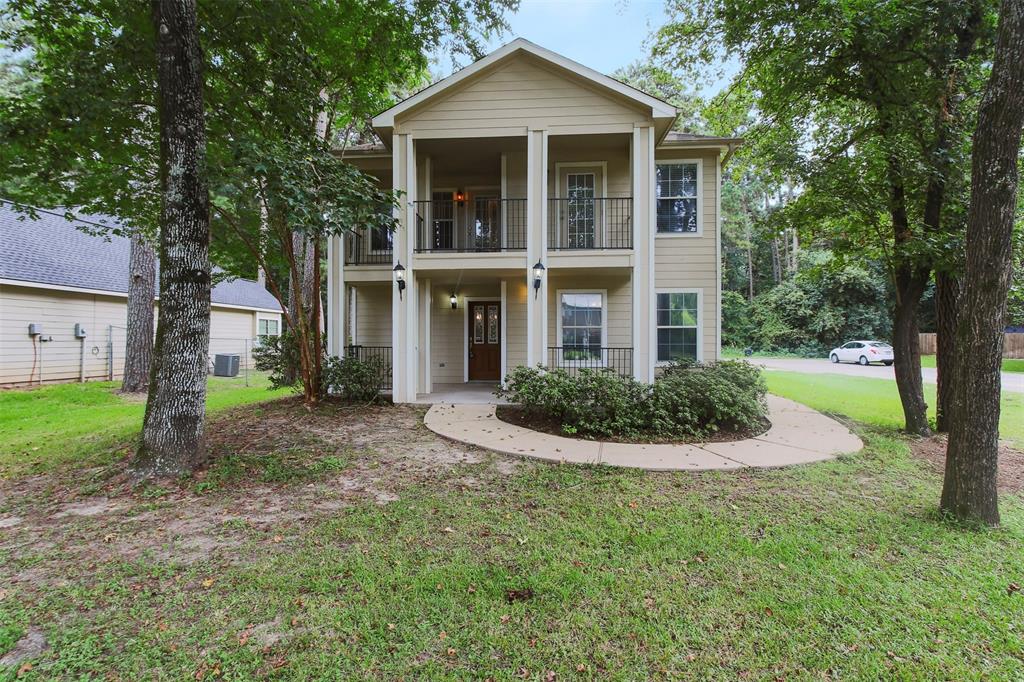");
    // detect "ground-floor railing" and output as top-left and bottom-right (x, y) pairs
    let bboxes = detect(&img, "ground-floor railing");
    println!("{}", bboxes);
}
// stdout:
(344, 345), (392, 390)
(546, 347), (633, 379)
